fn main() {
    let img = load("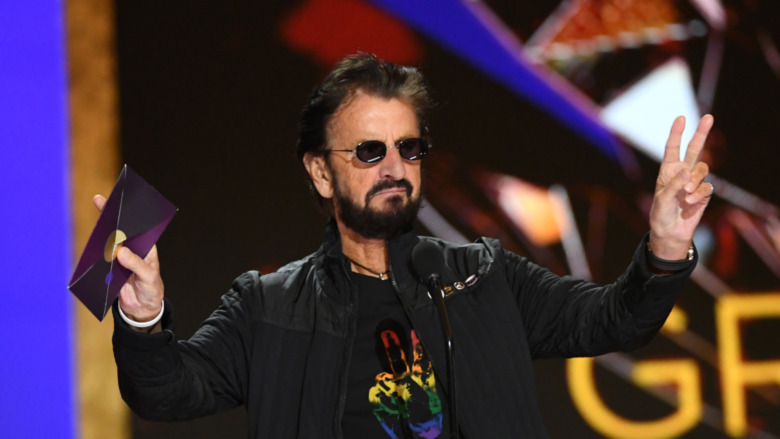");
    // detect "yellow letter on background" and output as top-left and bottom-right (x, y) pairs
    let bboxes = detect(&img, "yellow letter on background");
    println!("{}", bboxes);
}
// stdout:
(717, 293), (780, 437)
(567, 356), (702, 438)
